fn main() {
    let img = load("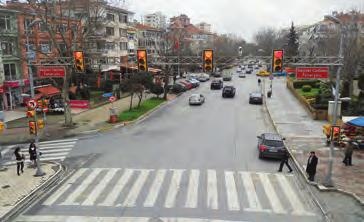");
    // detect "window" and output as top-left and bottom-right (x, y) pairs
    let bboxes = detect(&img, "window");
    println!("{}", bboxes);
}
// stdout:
(119, 28), (127, 37)
(57, 24), (67, 33)
(120, 42), (127, 51)
(39, 41), (52, 53)
(1, 42), (13, 55)
(107, 13), (115, 22)
(119, 14), (128, 23)
(106, 27), (114, 36)
(105, 42), (115, 50)
(25, 41), (35, 52)
(3, 63), (16, 80)
(24, 19), (34, 33)
(0, 16), (11, 31)
(39, 22), (48, 32)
